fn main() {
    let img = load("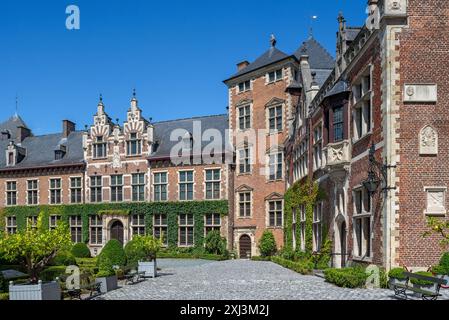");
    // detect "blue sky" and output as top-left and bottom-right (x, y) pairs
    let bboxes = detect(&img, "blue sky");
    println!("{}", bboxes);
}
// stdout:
(0, 0), (367, 135)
